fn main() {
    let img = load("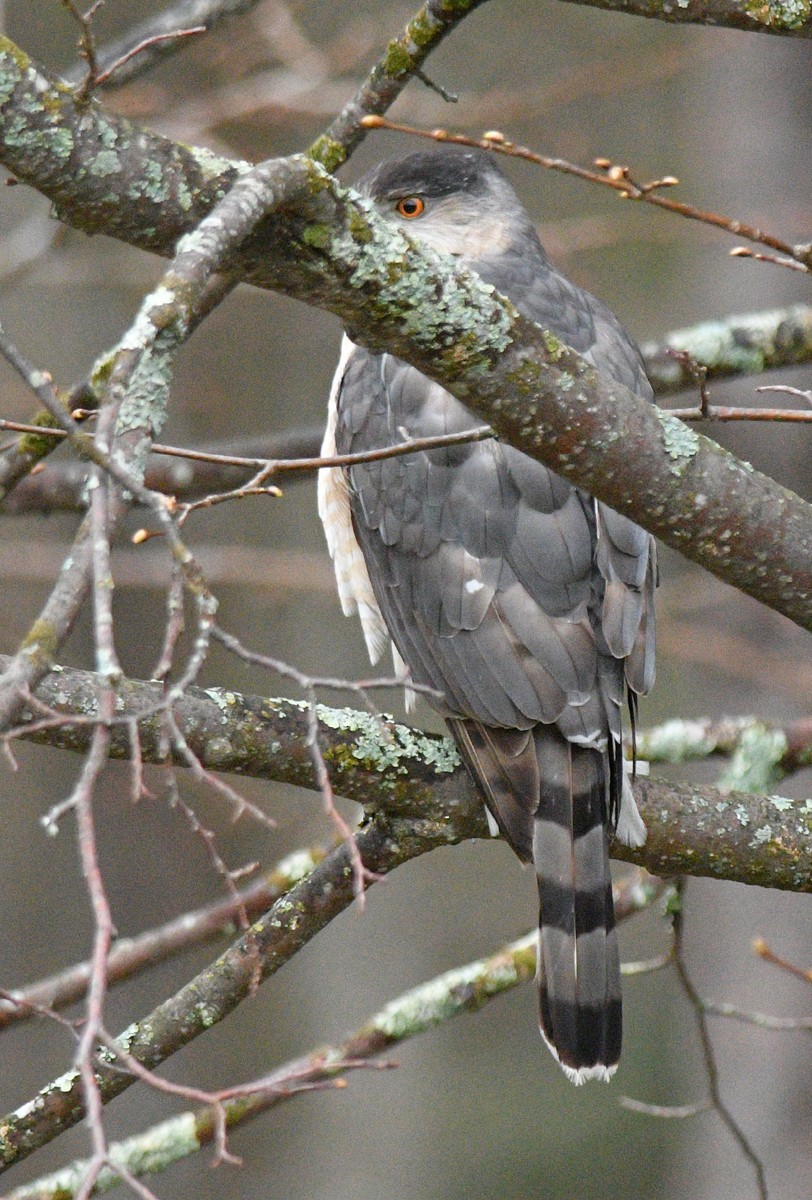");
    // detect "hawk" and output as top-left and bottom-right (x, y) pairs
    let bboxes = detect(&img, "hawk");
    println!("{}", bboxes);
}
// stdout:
(319, 147), (656, 1083)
